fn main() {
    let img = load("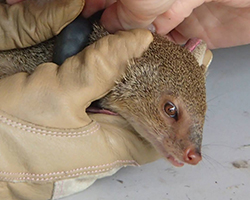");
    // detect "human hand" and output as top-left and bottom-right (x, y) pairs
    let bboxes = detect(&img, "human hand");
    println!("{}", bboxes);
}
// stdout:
(0, 29), (159, 200)
(82, 0), (250, 49)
